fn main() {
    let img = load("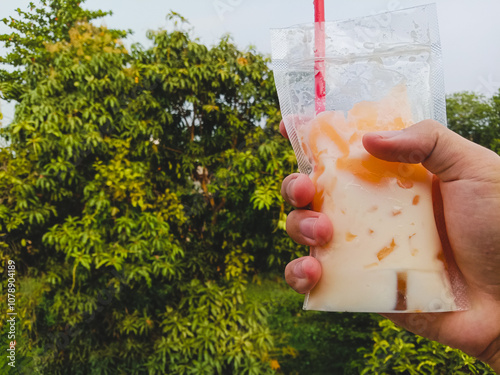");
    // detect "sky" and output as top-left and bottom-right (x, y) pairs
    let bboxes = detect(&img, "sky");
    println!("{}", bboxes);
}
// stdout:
(1, 0), (500, 125)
